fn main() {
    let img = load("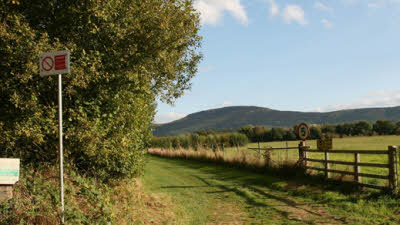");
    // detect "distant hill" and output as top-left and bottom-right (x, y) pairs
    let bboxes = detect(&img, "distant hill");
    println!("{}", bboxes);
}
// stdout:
(153, 106), (400, 136)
